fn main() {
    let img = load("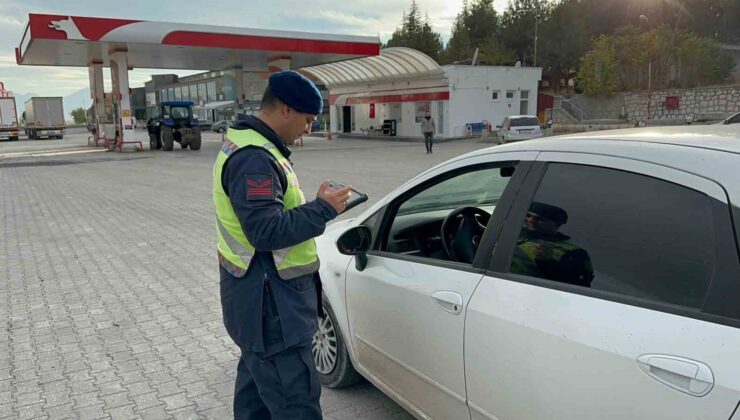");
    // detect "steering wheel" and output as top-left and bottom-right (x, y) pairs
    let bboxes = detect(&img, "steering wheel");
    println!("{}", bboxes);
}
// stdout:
(441, 207), (491, 264)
